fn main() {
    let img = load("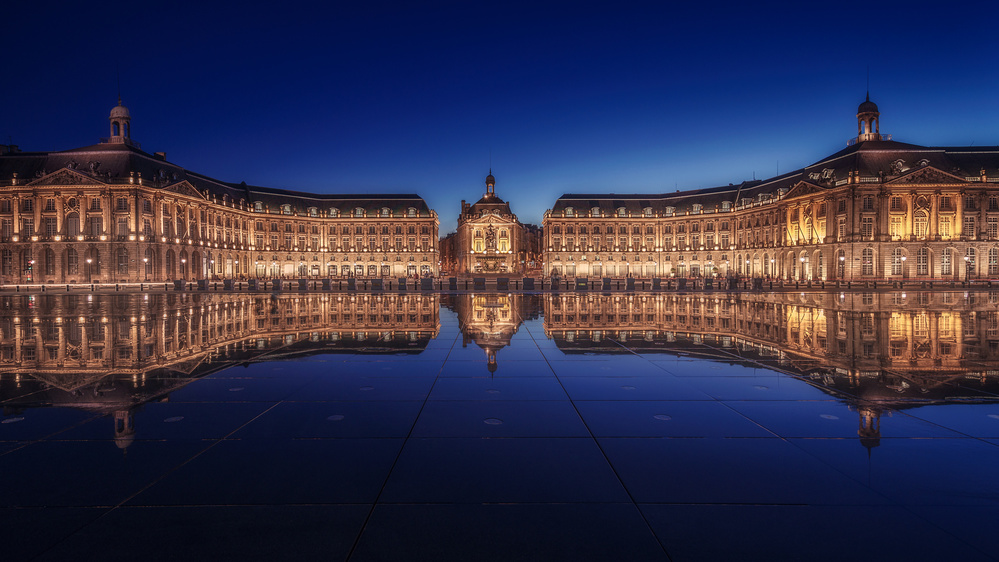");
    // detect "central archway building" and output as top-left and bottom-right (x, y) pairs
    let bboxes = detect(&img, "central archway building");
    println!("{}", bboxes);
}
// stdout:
(544, 97), (999, 282)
